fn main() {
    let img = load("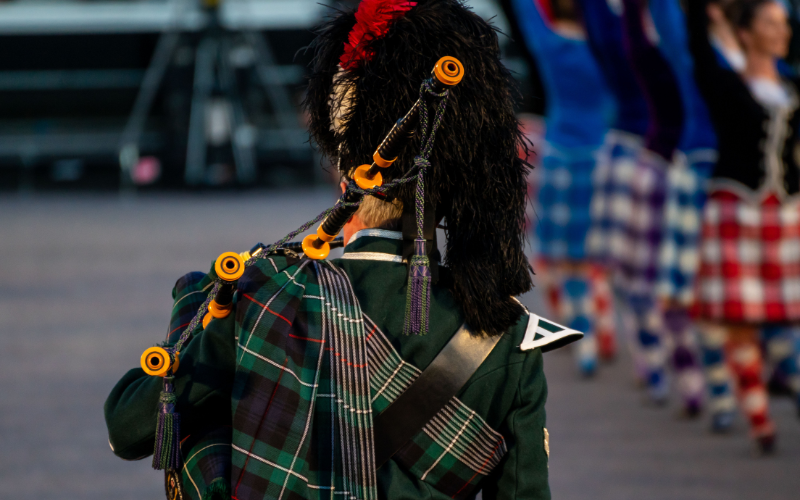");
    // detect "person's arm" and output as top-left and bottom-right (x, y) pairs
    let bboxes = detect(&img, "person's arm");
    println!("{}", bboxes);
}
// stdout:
(510, 0), (561, 56)
(481, 349), (550, 500)
(622, 0), (684, 159)
(686, 0), (735, 98)
(575, 0), (619, 46)
(649, 0), (689, 58)
(104, 297), (237, 461)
